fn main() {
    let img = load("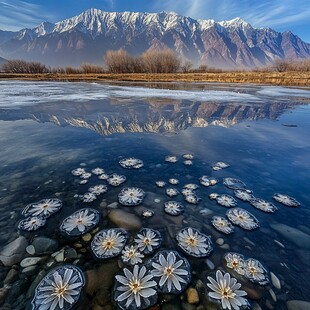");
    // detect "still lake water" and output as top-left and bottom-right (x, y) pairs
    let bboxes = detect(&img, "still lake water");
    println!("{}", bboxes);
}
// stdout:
(0, 81), (310, 310)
